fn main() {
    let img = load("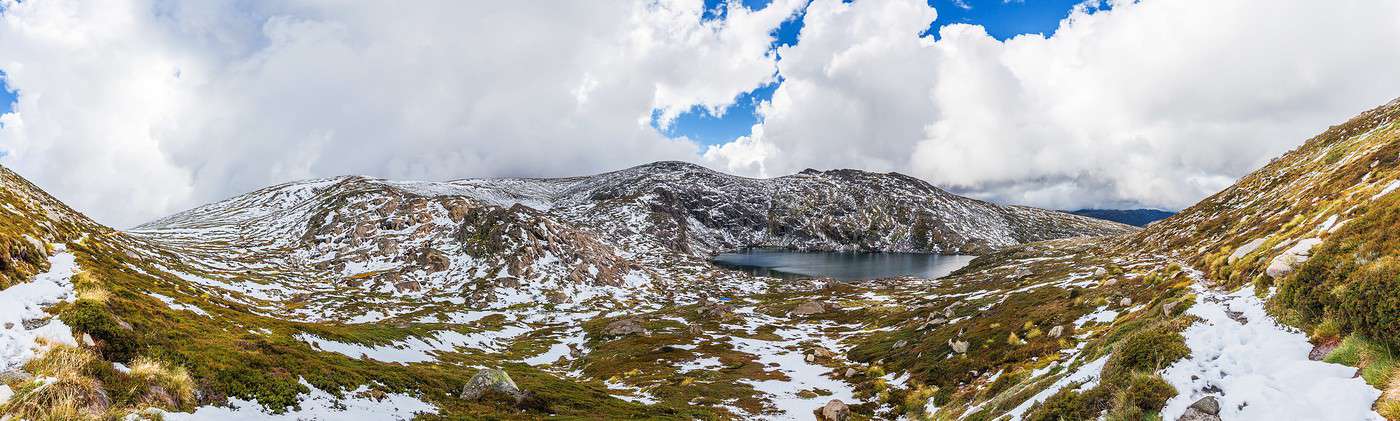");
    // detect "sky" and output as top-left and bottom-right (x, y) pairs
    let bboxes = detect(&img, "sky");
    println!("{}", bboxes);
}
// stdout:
(2, 0), (1400, 228)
